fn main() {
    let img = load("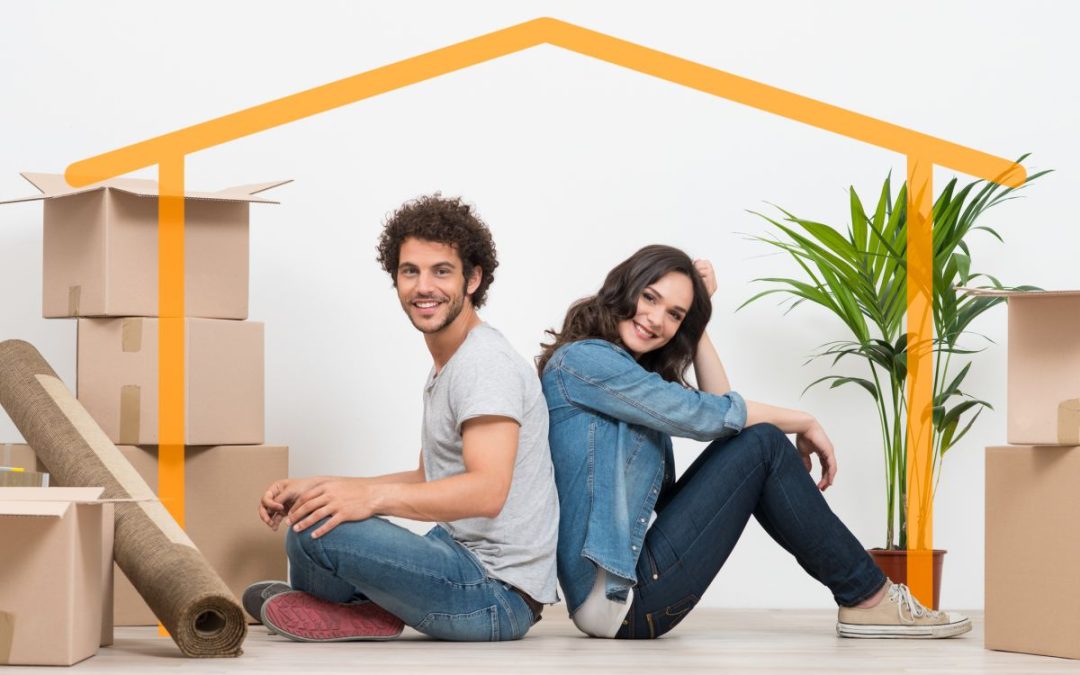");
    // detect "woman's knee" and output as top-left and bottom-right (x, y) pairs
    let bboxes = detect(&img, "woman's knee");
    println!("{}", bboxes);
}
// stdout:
(740, 422), (798, 464)
(741, 422), (785, 442)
